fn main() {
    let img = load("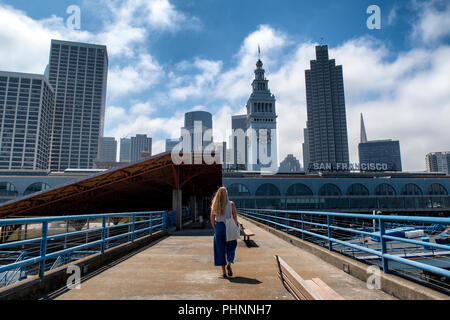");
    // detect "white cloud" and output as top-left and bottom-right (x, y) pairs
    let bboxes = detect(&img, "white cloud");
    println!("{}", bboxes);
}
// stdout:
(169, 58), (223, 101)
(0, 5), (91, 73)
(412, 1), (450, 44)
(215, 24), (289, 101)
(108, 53), (163, 98)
